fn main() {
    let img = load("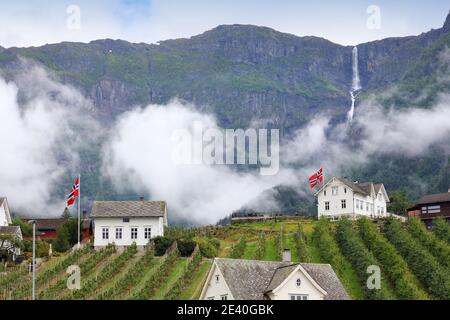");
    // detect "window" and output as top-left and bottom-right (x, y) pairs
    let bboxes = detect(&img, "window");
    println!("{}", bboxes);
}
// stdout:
(341, 200), (346, 209)
(378, 194), (382, 201)
(324, 190), (327, 196)
(366, 203), (369, 211)
(144, 227), (152, 239)
(289, 294), (308, 300)
(332, 186), (339, 196)
(220, 294), (228, 300)
(115, 227), (122, 240)
(422, 205), (441, 214)
(356, 200), (359, 210)
(296, 278), (301, 287)
(325, 202), (330, 211)
(131, 227), (138, 240)
(344, 187), (347, 194)
(123, 218), (130, 223)
(215, 275), (220, 283)
(102, 227), (109, 240)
